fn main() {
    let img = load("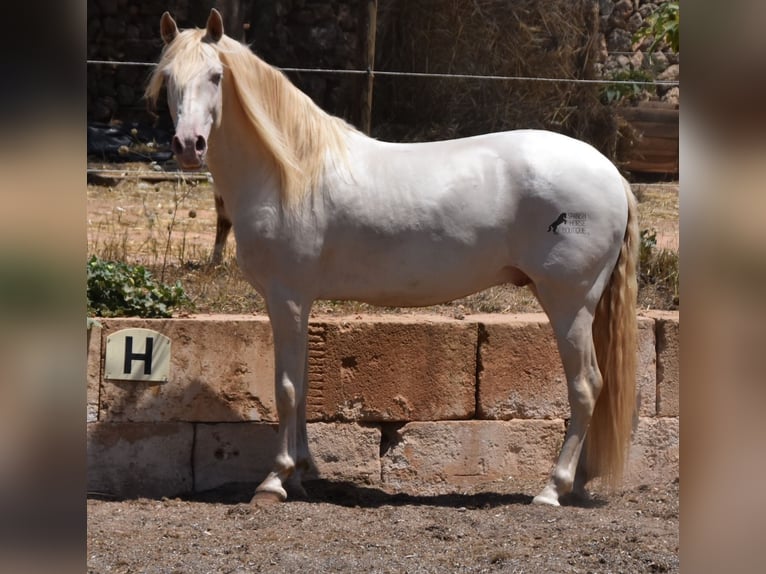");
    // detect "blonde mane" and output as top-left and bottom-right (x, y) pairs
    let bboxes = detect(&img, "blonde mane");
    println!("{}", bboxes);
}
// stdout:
(146, 29), (356, 206)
